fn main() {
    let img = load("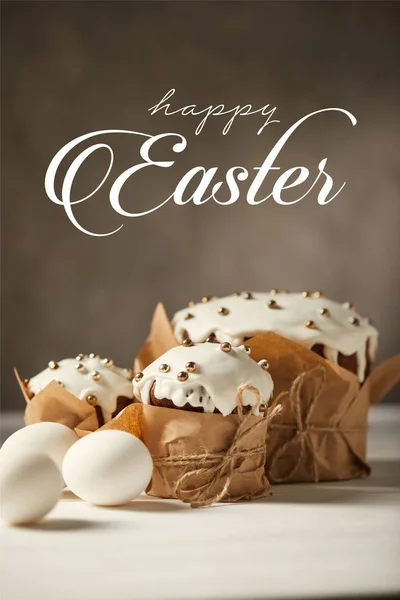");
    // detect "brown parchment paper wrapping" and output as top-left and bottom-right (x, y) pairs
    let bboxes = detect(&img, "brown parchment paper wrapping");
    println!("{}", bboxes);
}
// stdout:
(133, 303), (400, 484)
(100, 399), (280, 506)
(15, 368), (132, 435)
